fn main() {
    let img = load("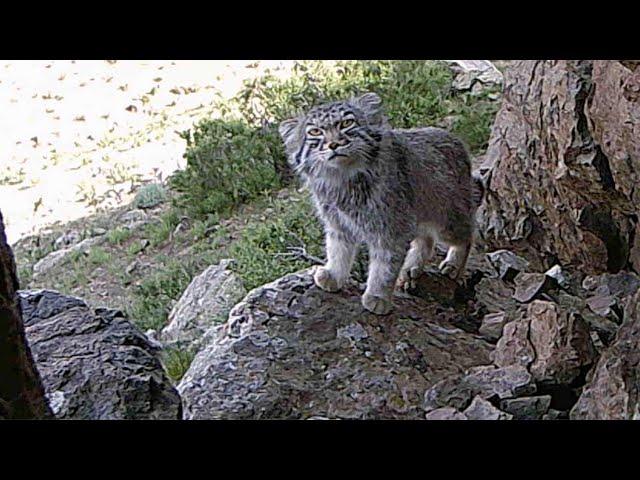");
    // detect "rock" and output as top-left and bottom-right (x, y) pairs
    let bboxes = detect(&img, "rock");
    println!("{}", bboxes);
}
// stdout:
(493, 300), (597, 385)
(445, 60), (503, 92)
(463, 396), (513, 420)
(160, 259), (247, 350)
(20, 289), (181, 419)
(556, 291), (619, 345)
(499, 395), (552, 420)
(404, 267), (464, 305)
(586, 292), (620, 321)
(581, 271), (640, 299)
(492, 313), (535, 369)
(178, 268), (493, 419)
(570, 289), (640, 419)
(475, 277), (518, 314)
(478, 312), (509, 342)
(125, 260), (139, 275)
(425, 407), (468, 420)
(545, 264), (570, 289)
(512, 272), (556, 303)
(33, 236), (103, 277)
(542, 409), (568, 420)
(119, 209), (148, 224)
(486, 250), (530, 282)
(423, 365), (536, 413)
(477, 60), (640, 274)
(53, 230), (82, 250)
